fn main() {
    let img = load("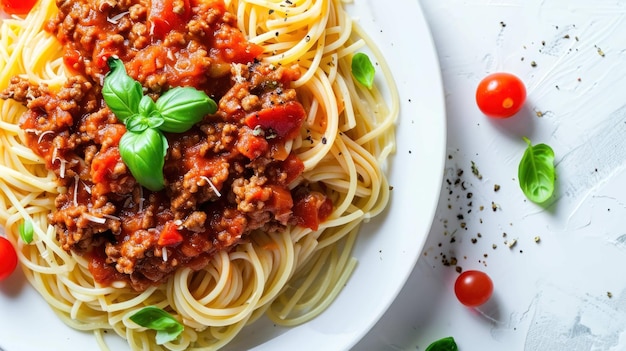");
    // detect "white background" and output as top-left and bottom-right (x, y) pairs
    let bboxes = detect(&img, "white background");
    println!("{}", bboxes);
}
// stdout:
(357, 0), (626, 350)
